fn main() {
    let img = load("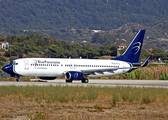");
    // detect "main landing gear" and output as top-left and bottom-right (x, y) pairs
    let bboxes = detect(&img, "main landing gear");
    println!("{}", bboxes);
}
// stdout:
(81, 78), (89, 83)
(65, 78), (89, 83)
